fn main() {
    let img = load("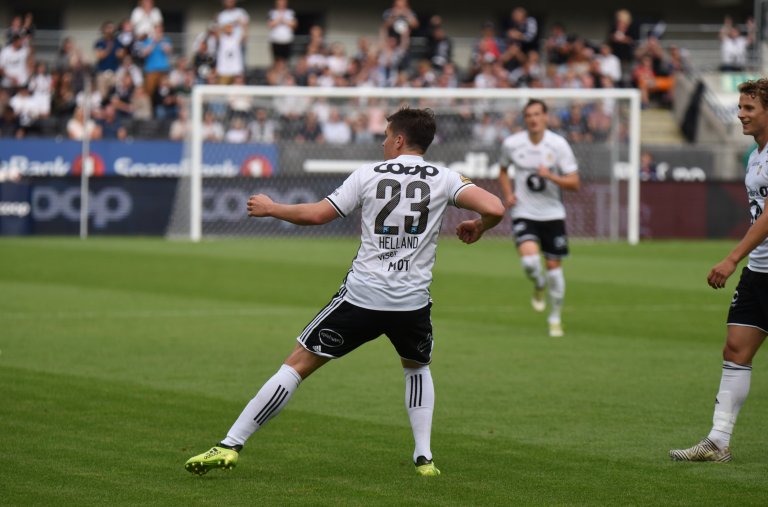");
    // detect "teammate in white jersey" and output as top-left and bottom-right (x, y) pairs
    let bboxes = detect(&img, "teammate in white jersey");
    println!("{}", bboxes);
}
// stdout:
(670, 79), (768, 463)
(185, 107), (504, 476)
(497, 99), (580, 337)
